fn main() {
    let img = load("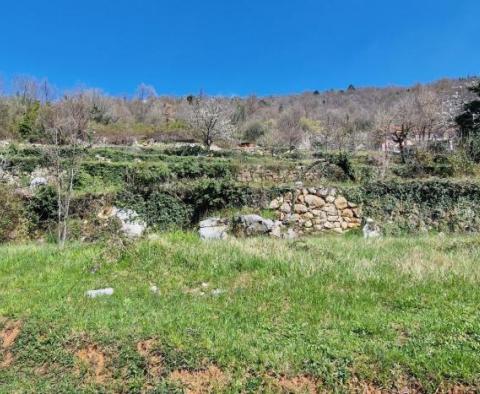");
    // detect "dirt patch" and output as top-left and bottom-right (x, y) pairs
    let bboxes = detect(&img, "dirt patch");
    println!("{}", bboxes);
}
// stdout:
(348, 376), (424, 394)
(169, 365), (229, 393)
(0, 351), (14, 369)
(0, 320), (22, 349)
(0, 319), (22, 369)
(75, 344), (110, 384)
(437, 384), (478, 394)
(136, 339), (163, 379)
